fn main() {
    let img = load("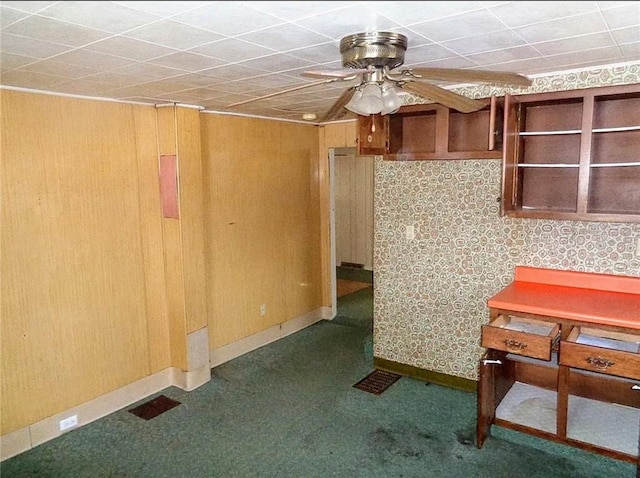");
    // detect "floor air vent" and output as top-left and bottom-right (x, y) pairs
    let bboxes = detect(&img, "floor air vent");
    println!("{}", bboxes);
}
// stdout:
(353, 369), (401, 395)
